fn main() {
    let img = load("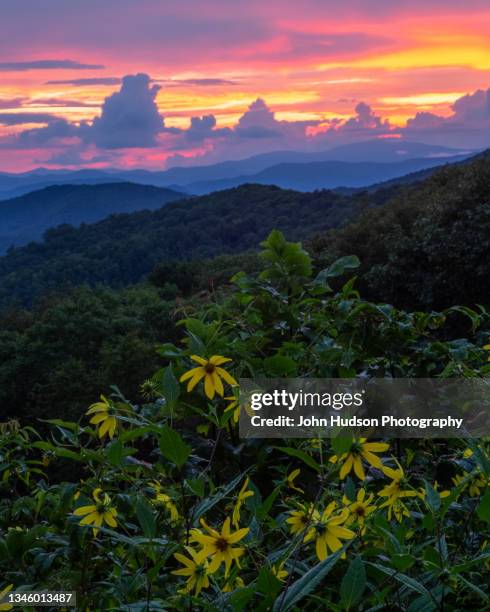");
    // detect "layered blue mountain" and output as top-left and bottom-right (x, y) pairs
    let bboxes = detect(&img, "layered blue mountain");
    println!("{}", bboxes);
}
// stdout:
(0, 182), (184, 253)
(0, 140), (473, 198)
